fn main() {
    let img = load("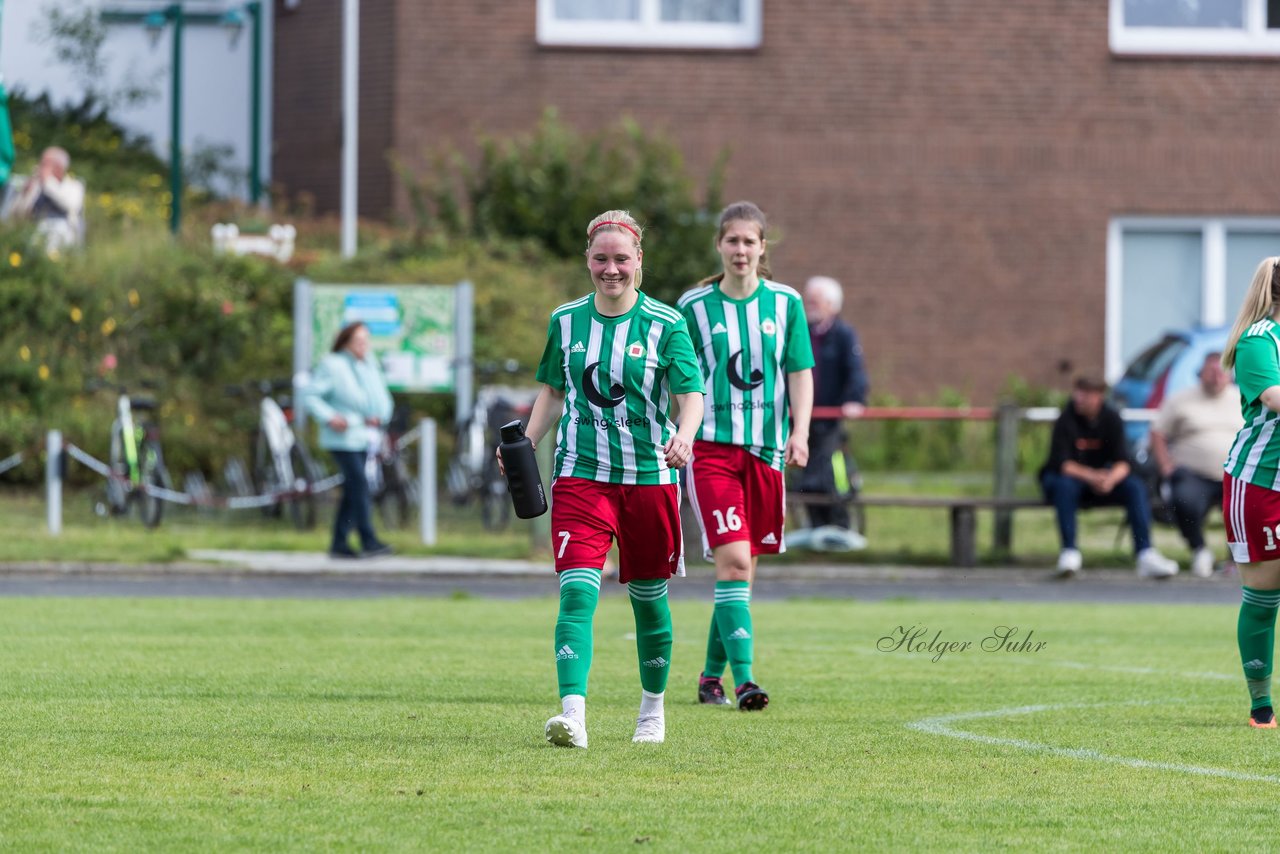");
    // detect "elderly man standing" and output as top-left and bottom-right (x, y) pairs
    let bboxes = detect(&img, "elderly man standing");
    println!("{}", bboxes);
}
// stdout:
(1150, 352), (1242, 578)
(7, 146), (85, 250)
(797, 276), (869, 530)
